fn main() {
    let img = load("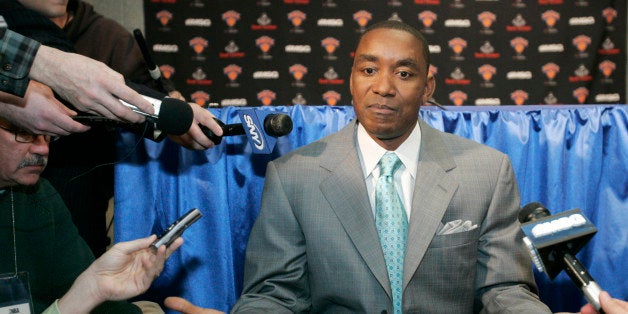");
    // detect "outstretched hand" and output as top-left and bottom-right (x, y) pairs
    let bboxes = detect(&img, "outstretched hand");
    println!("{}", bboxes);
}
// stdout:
(0, 81), (90, 136)
(57, 235), (183, 313)
(30, 46), (154, 123)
